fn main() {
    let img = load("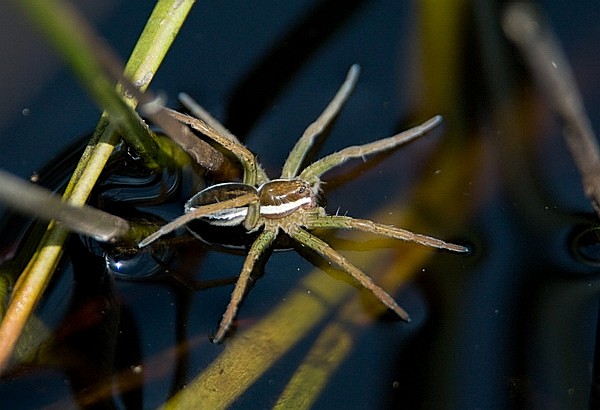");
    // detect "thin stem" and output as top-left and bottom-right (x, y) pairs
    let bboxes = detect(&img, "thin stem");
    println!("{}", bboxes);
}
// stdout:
(122, 1), (197, 95)
(17, 0), (161, 168)
(0, 170), (130, 242)
(503, 3), (600, 216)
(69, 0), (198, 186)
(0, 0), (196, 373)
